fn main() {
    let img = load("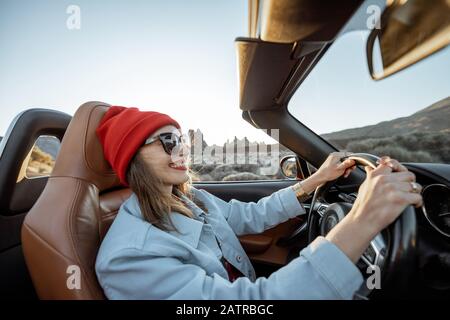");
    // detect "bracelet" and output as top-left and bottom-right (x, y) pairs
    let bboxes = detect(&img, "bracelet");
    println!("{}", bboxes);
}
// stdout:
(291, 181), (311, 202)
